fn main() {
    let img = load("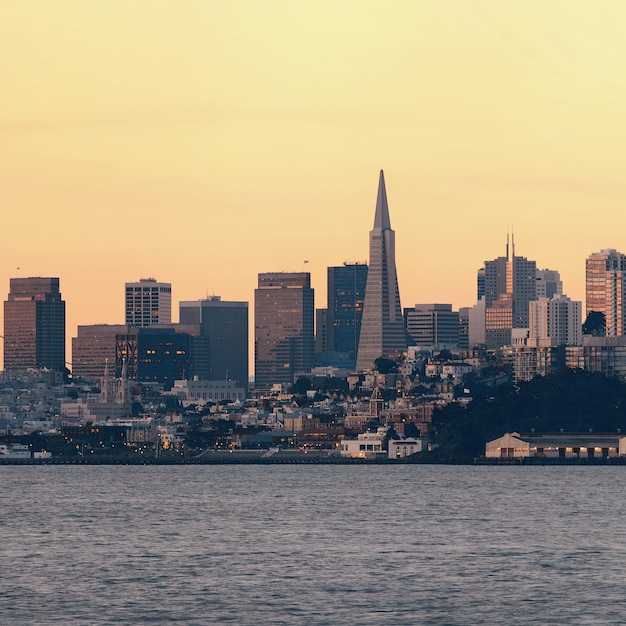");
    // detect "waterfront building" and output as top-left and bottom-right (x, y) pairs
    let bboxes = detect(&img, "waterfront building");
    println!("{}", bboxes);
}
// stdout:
(72, 324), (127, 381)
(388, 438), (425, 459)
(179, 296), (248, 388)
(486, 432), (626, 460)
(339, 426), (389, 458)
(404, 304), (459, 350)
(356, 171), (407, 371)
(585, 249), (626, 336)
(254, 272), (314, 392)
(125, 278), (172, 328)
(4, 277), (66, 371)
